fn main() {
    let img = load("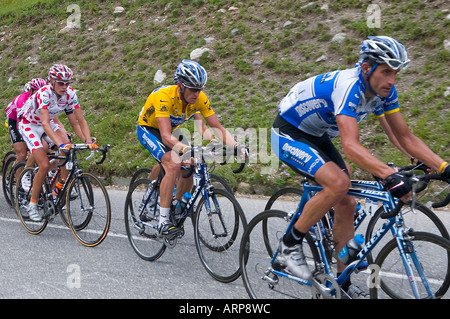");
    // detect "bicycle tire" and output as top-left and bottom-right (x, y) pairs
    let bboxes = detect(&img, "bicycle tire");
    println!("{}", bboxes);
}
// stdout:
(8, 160), (26, 212)
(264, 187), (303, 211)
(2, 154), (17, 207)
(209, 173), (234, 195)
(370, 231), (450, 299)
(15, 167), (48, 234)
(193, 188), (247, 283)
(2, 150), (16, 171)
(239, 209), (320, 299)
(66, 172), (111, 247)
(365, 202), (450, 265)
(124, 178), (166, 261)
(129, 167), (152, 187)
